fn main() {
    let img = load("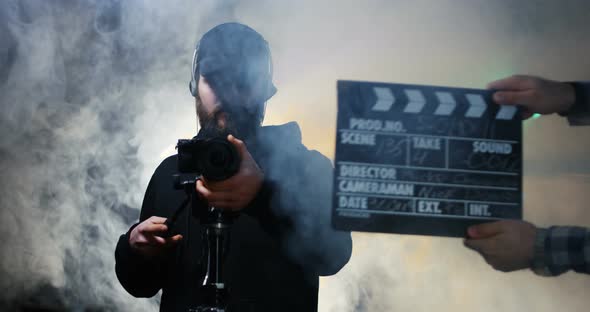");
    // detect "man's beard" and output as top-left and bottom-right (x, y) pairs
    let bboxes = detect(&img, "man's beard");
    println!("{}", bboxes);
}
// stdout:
(196, 98), (258, 140)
